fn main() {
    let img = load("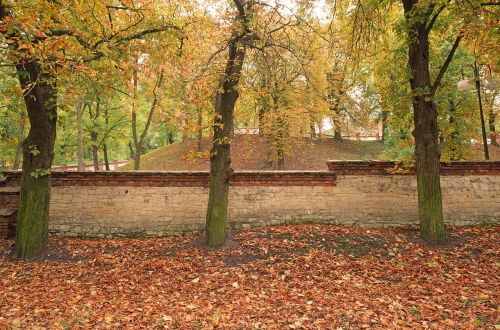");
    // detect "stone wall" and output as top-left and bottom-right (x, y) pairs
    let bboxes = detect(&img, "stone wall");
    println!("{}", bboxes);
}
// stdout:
(1, 161), (499, 237)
